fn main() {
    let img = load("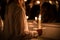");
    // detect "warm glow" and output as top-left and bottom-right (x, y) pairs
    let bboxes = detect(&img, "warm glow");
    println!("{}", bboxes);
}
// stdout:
(26, 16), (29, 19)
(36, 1), (40, 4)
(1, 19), (4, 31)
(29, 31), (38, 36)
(24, 30), (29, 34)
(24, 0), (27, 2)
(33, 28), (38, 30)
(35, 17), (37, 21)
(28, 22), (33, 24)
(56, 1), (58, 4)
(24, 15), (29, 34)
(49, 1), (52, 4)
(38, 14), (41, 29)
(39, 15), (41, 20)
